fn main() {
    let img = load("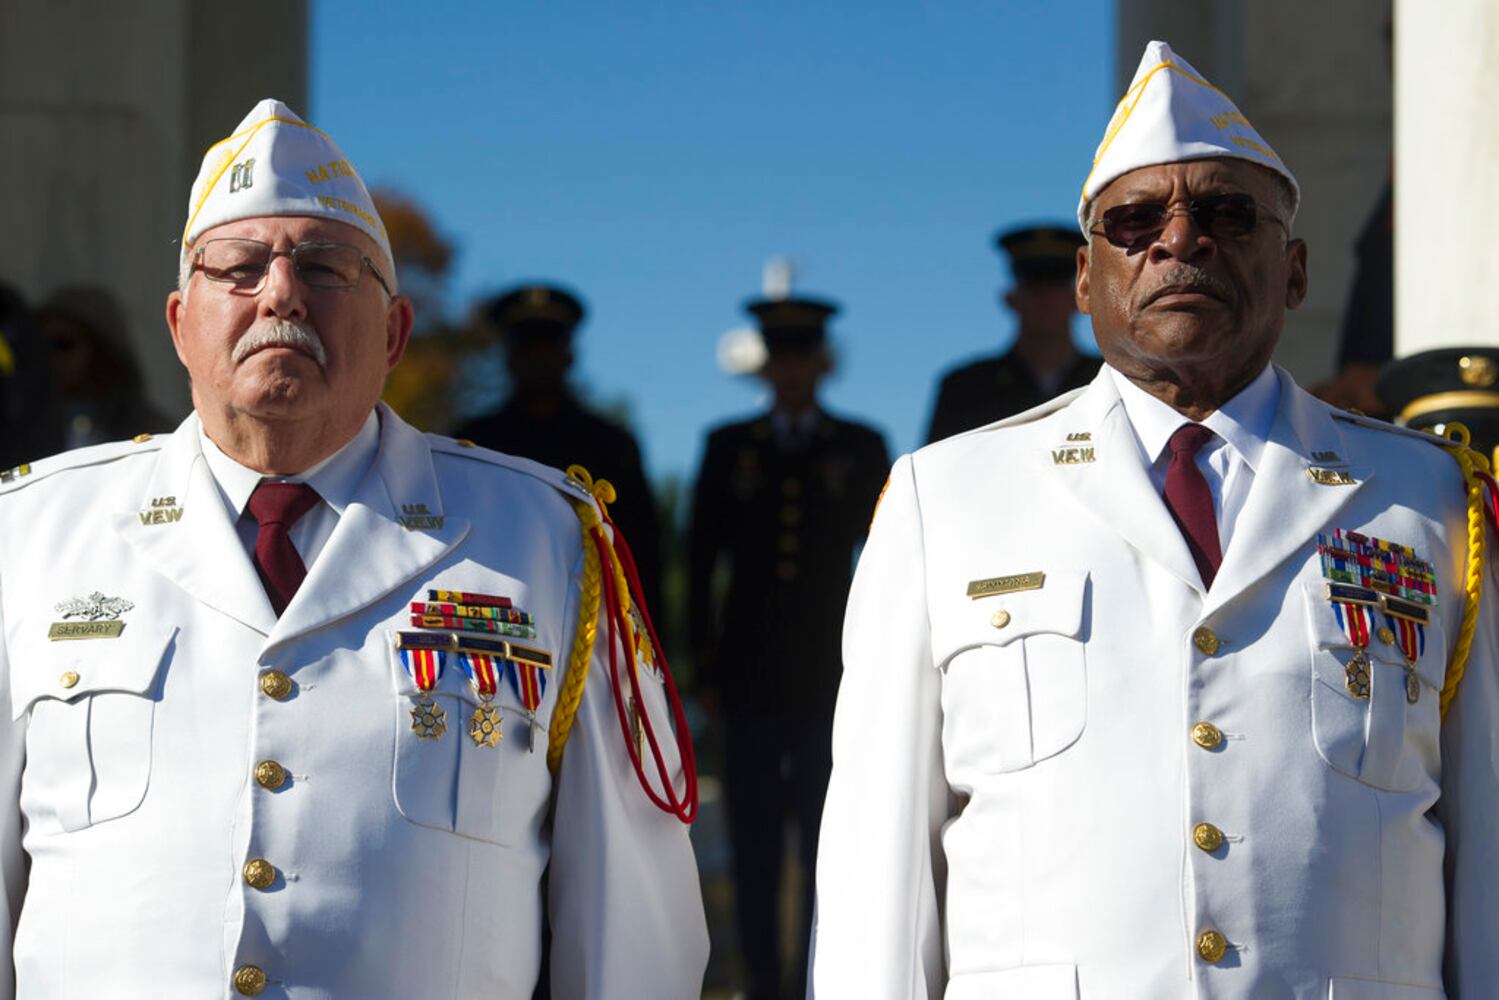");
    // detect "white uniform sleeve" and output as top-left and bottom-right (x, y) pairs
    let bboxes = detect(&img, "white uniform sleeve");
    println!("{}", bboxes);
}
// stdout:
(810, 454), (948, 999)
(1437, 553), (1499, 995)
(0, 582), (25, 1000)
(547, 544), (709, 999)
